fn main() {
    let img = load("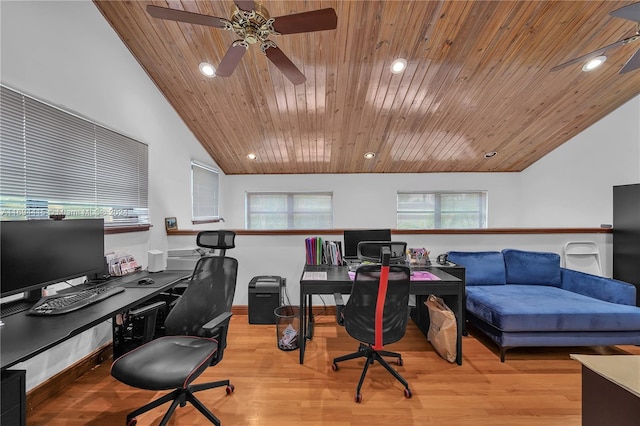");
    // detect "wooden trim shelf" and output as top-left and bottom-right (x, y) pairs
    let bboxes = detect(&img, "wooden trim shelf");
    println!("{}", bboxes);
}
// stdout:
(104, 224), (151, 234)
(167, 227), (612, 236)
